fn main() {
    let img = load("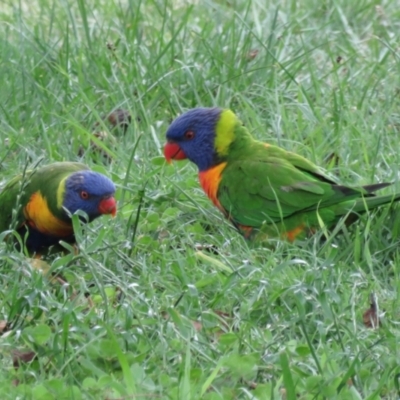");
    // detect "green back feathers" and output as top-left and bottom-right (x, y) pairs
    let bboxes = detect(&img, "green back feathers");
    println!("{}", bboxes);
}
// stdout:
(218, 109), (336, 182)
(214, 112), (392, 234)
